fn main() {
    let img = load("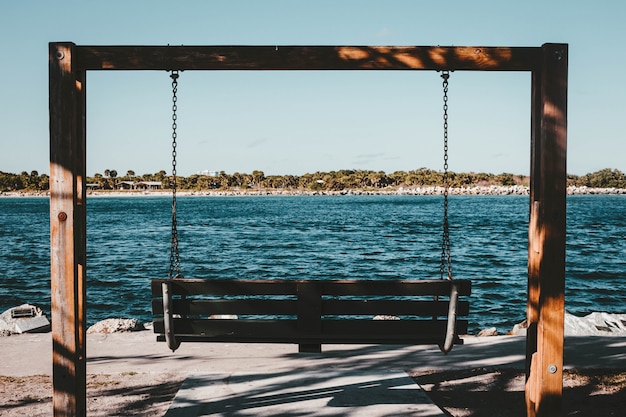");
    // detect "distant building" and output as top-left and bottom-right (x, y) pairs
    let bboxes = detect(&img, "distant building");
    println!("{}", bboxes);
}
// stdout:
(114, 181), (163, 190)
(197, 170), (220, 177)
(116, 181), (135, 190)
(135, 181), (163, 190)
